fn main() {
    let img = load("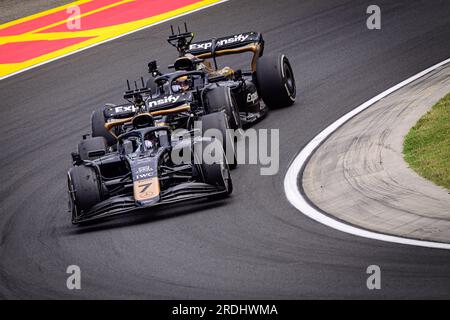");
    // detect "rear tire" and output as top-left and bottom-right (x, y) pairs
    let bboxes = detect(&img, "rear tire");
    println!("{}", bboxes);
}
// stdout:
(91, 109), (116, 146)
(68, 165), (102, 221)
(201, 112), (237, 169)
(256, 54), (296, 108)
